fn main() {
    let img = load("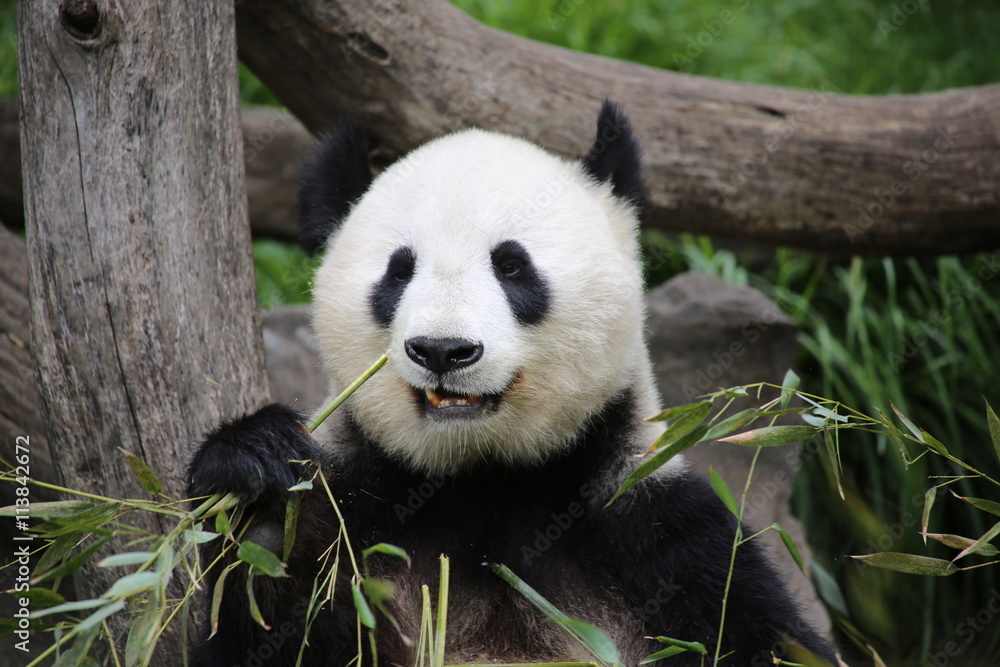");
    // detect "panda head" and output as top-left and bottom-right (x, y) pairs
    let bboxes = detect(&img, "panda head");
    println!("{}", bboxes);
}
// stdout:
(301, 102), (661, 474)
